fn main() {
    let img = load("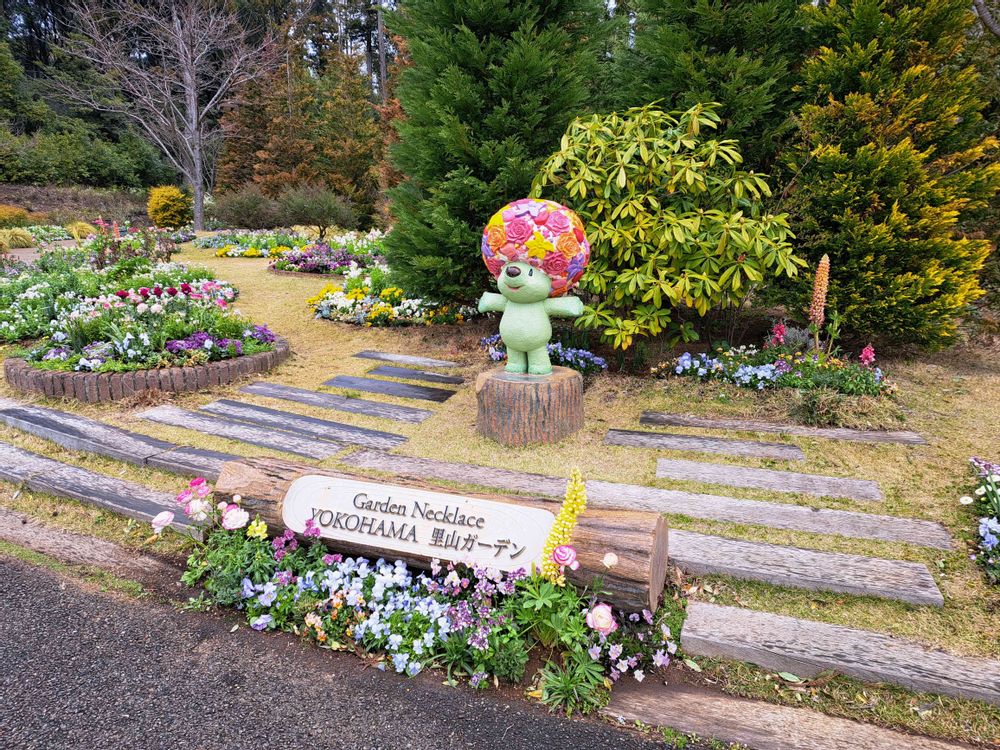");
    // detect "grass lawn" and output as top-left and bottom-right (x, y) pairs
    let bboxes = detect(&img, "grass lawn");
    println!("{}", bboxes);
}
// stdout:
(1, 240), (999, 743)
